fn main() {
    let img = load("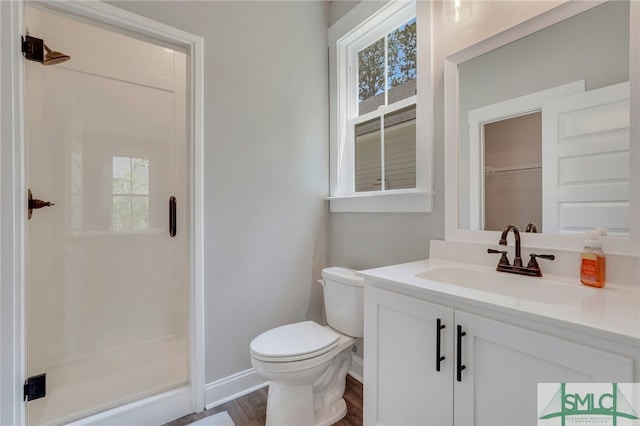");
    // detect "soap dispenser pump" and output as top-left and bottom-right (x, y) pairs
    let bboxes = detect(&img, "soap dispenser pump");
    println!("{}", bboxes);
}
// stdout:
(580, 230), (606, 288)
